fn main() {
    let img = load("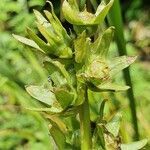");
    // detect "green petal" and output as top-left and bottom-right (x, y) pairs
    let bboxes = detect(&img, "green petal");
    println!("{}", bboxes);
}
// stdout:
(109, 56), (137, 77)
(121, 139), (147, 150)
